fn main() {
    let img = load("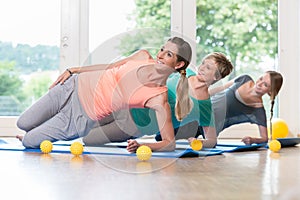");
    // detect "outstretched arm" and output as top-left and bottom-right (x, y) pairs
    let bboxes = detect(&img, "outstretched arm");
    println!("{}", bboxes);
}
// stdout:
(69, 49), (153, 73)
(209, 79), (234, 96)
(201, 126), (217, 148)
(187, 126), (217, 148)
(50, 49), (153, 88)
(241, 125), (268, 144)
